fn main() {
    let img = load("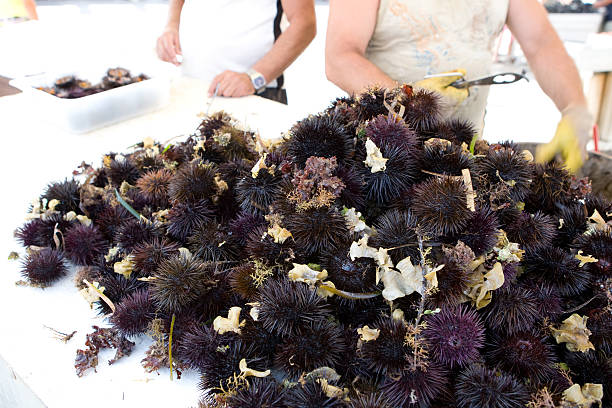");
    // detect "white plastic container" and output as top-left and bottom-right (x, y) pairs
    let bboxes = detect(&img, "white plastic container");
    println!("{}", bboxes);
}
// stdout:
(10, 66), (171, 134)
